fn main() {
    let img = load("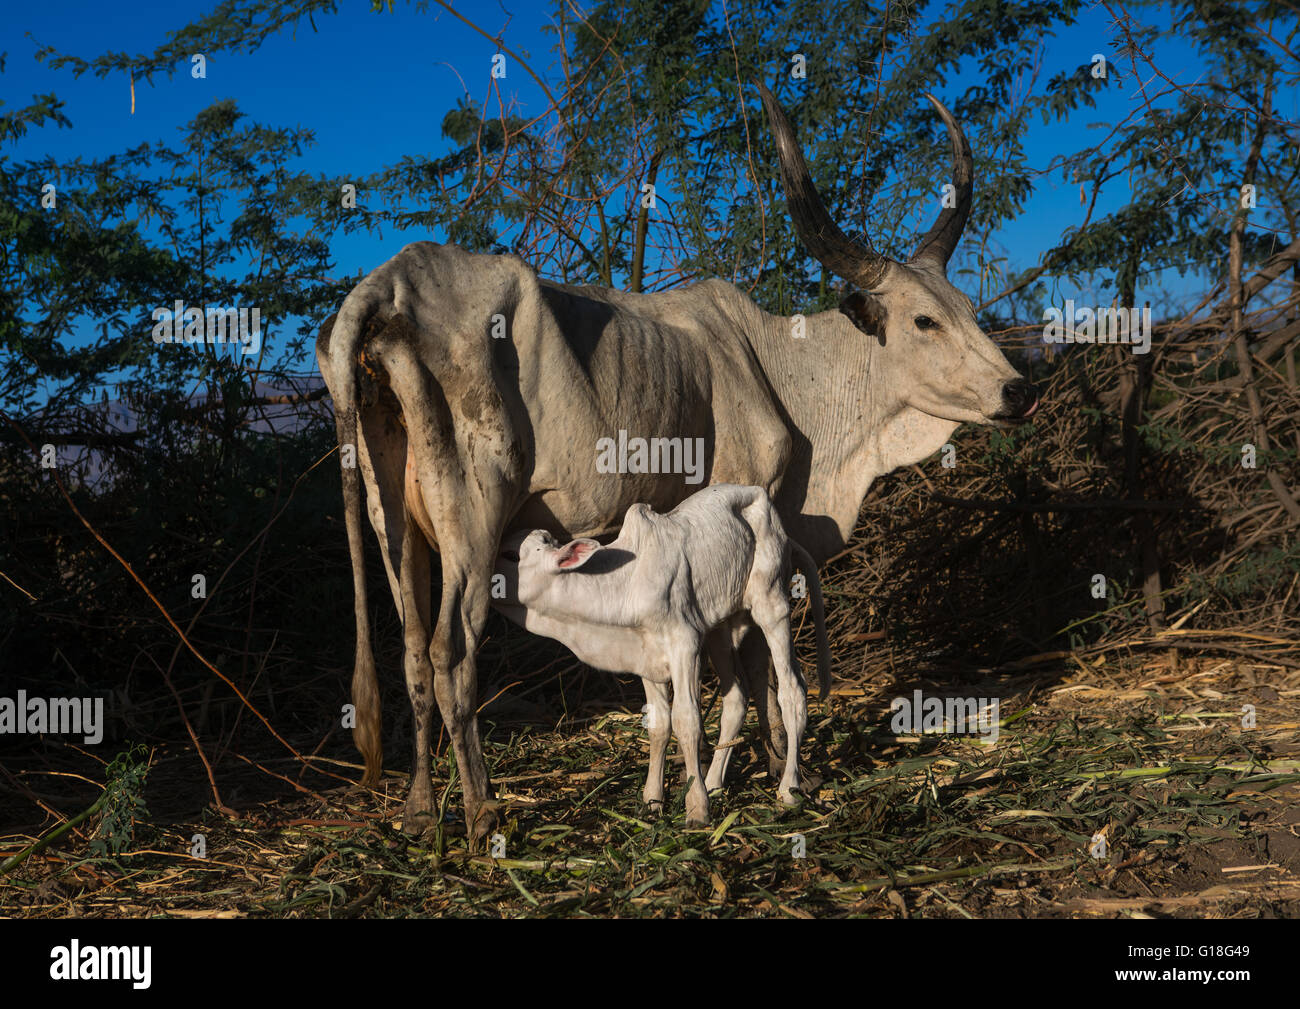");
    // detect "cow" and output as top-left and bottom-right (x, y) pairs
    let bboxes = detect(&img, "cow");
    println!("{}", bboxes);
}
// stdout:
(316, 82), (1038, 843)
(493, 484), (831, 825)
